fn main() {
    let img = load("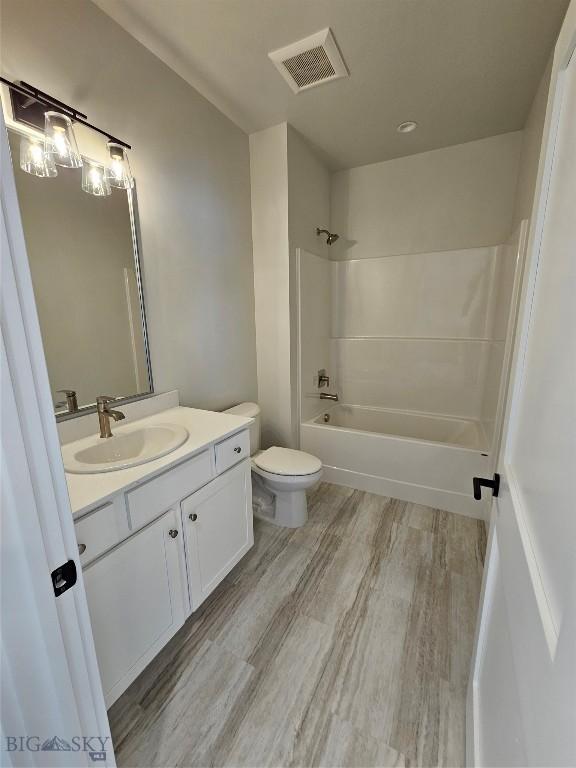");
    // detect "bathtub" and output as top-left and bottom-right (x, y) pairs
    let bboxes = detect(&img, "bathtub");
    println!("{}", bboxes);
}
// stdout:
(300, 404), (490, 518)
